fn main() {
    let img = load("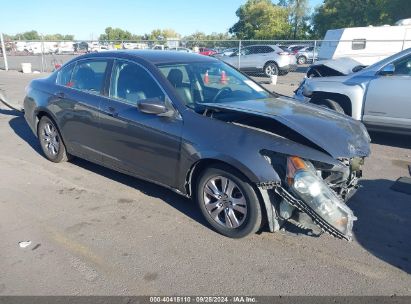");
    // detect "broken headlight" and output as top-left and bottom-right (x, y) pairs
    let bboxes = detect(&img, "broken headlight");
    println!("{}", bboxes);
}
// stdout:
(286, 156), (356, 238)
